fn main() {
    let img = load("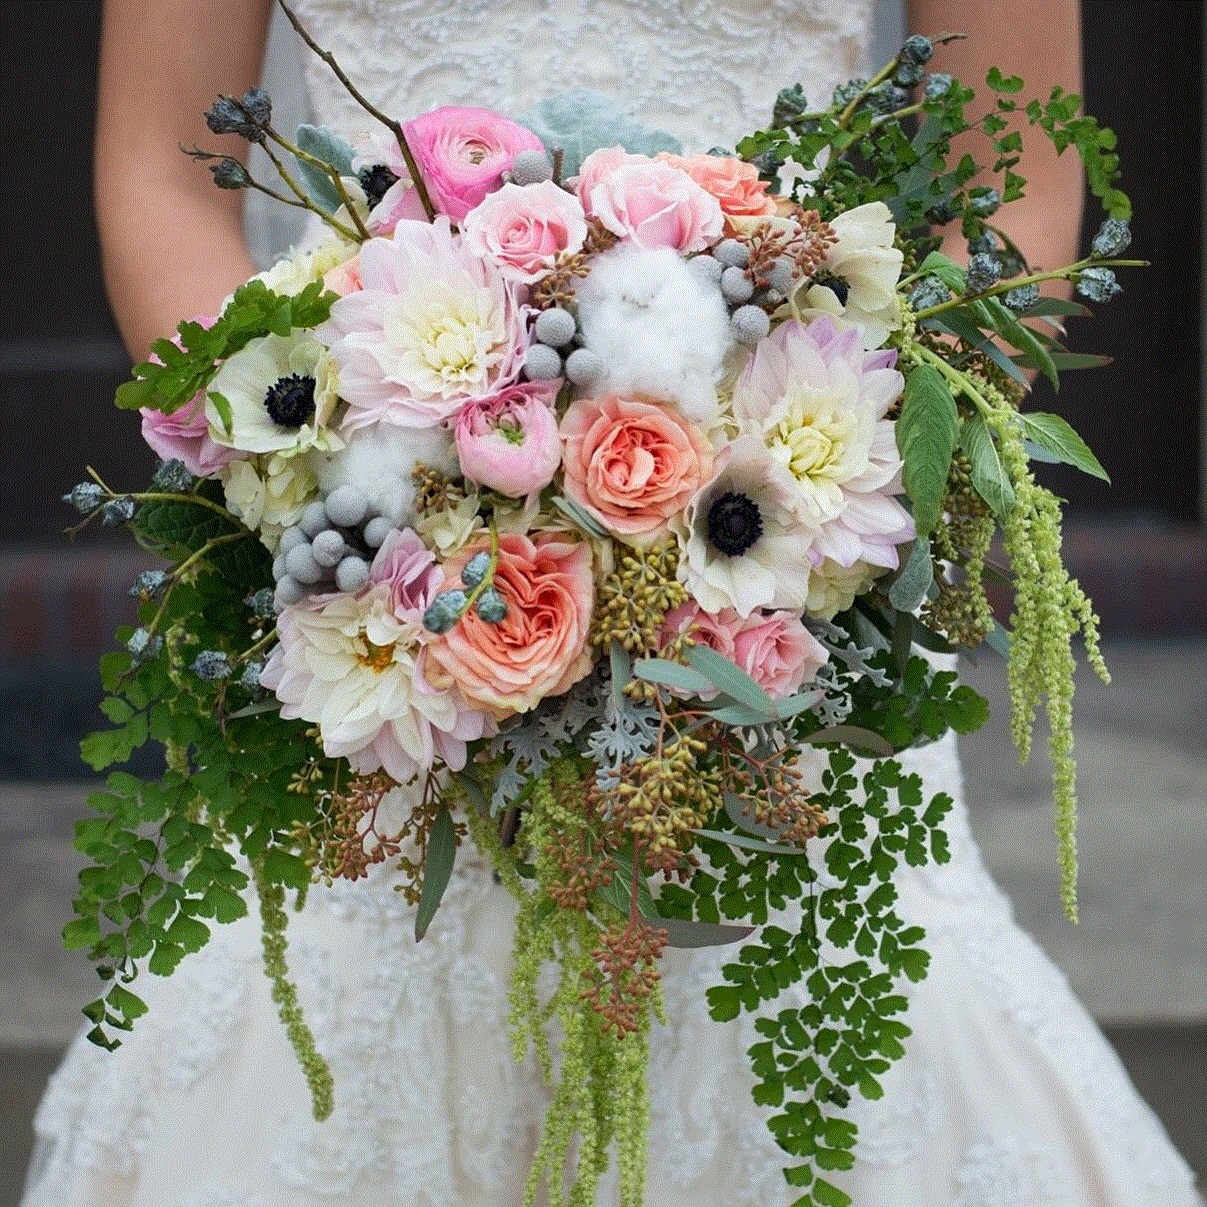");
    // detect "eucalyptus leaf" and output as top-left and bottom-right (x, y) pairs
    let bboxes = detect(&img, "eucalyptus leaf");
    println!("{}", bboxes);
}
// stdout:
(686, 645), (775, 714)
(961, 413), (1016, 519)
(414, 809), (456, 941)
(1016, 412), (1111, 481)
(692, 827), (808, 857)
(551, 494), (611, 539)
(657, 917), (756, 949)
(519, 90), (681, 177)
(896, 365), (959, 537)
(633, 658), (714, 696)
(293, 123), (356, 213)
(801, 726), (894, 757)
(887, 536), (933, 613)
